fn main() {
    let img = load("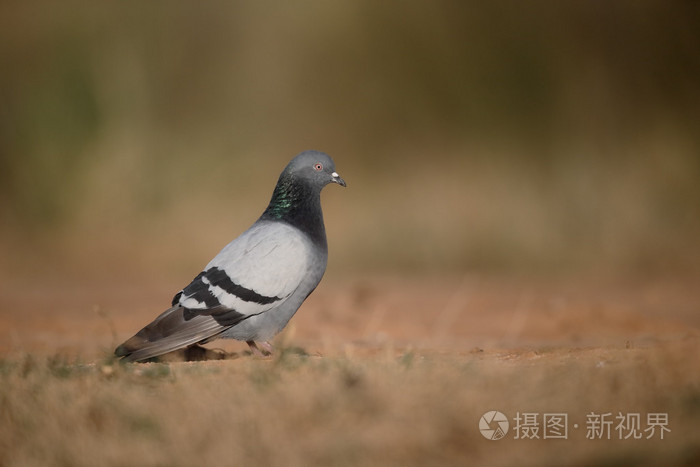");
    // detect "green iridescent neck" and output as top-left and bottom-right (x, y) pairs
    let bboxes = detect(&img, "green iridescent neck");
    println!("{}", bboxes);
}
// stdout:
(260, 174), (326, 246)
(262, 175), (301, 219)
